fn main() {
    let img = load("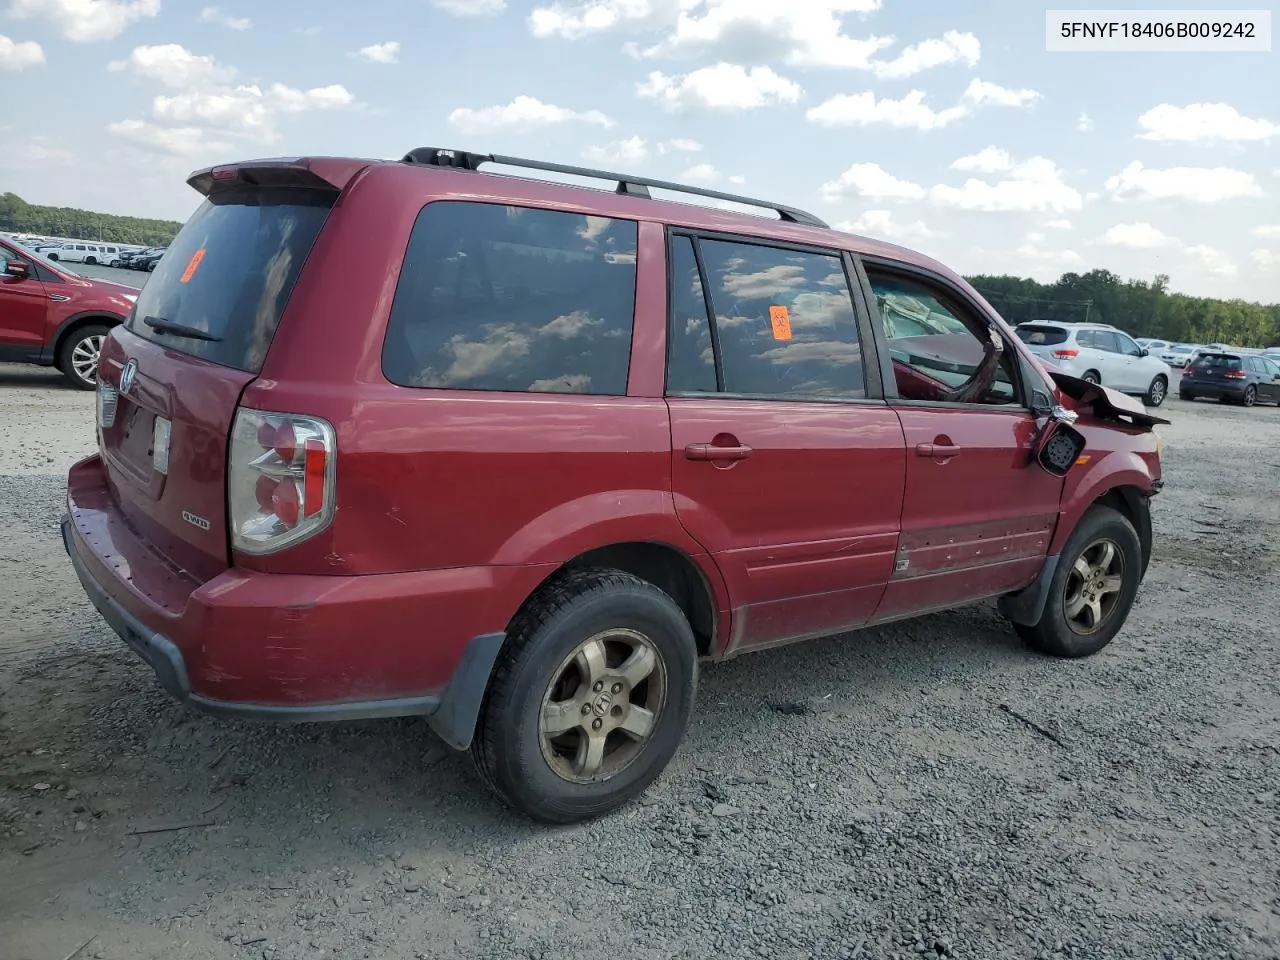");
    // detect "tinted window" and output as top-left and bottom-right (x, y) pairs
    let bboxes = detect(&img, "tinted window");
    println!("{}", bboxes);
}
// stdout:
(383, 202), (637, 395)
(695, 239), (864, 399)
(1194, 354), (1242, 370)
(1015, 325), (1068, 346)
(868, 271), (1018, 405)
(1116, 333), (1142, 356)
(1092, 331), (1120, 352)
(125, 186), (334, 373)
(666, 236), (717, 393)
